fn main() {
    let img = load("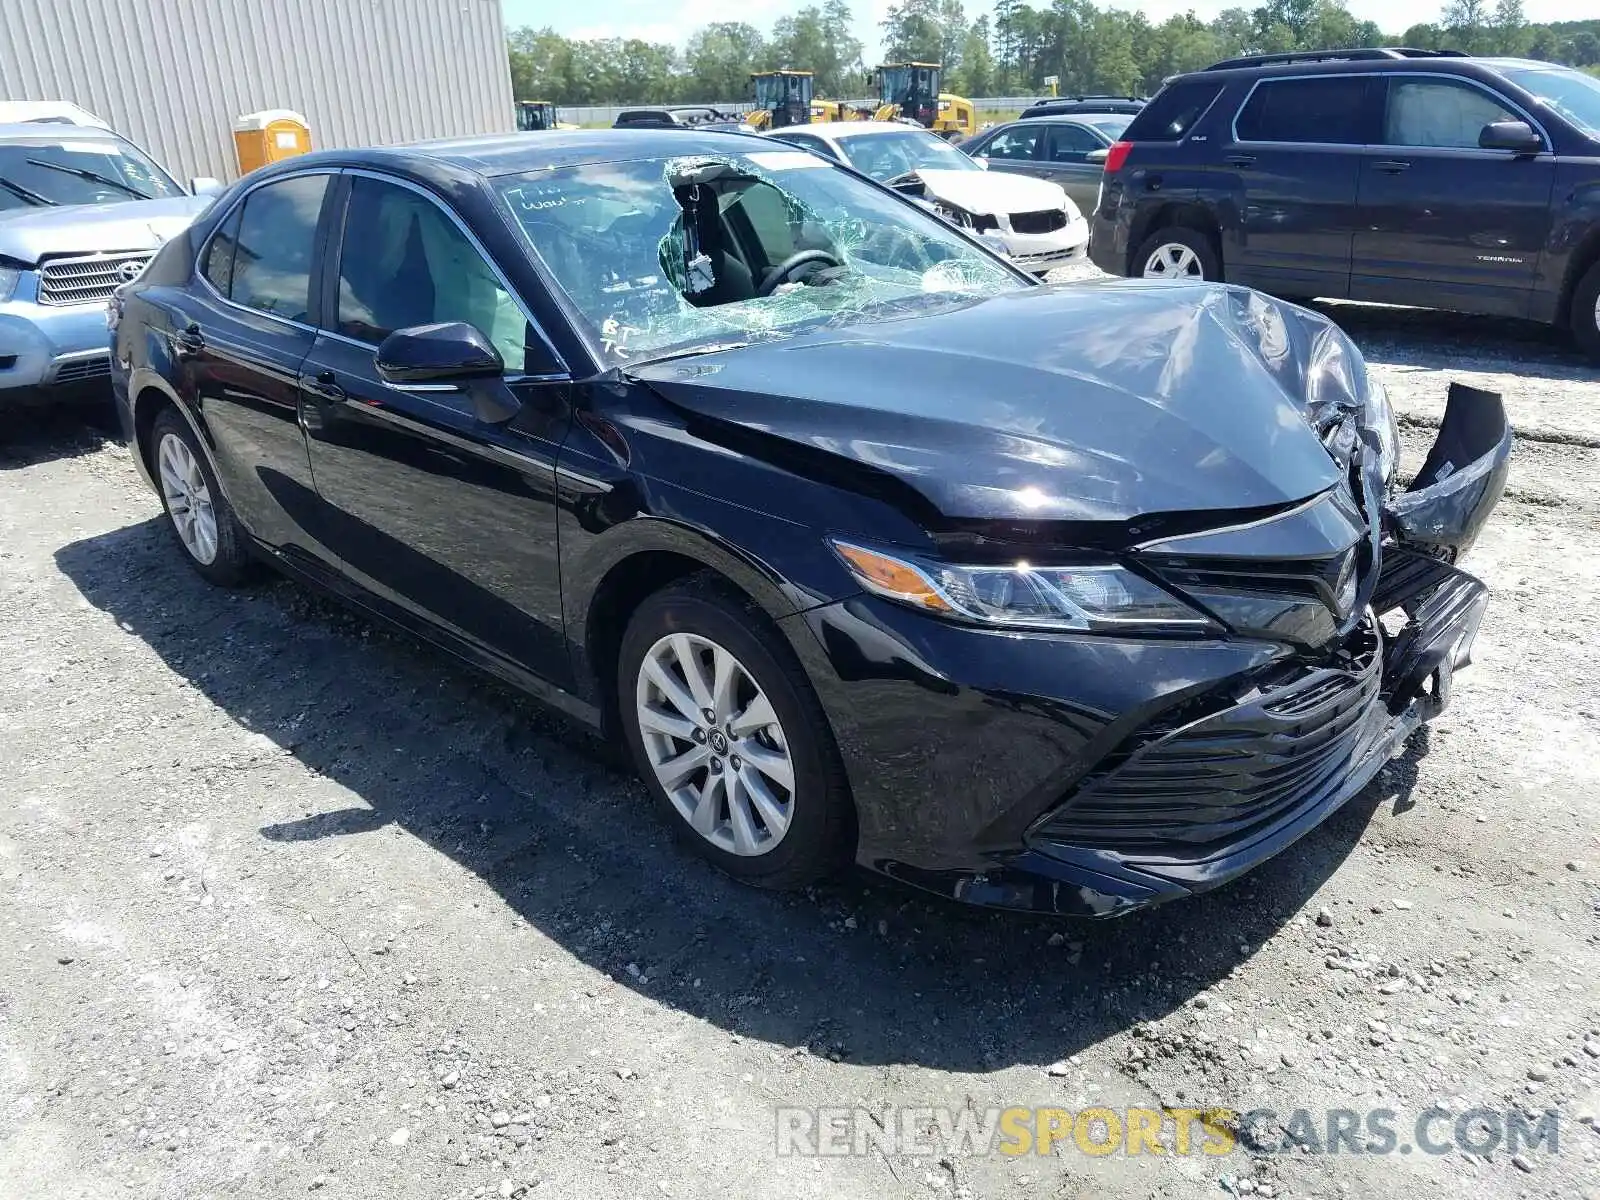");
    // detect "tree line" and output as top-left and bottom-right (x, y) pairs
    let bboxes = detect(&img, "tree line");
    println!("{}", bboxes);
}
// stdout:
(507, 0), (1600, 107)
